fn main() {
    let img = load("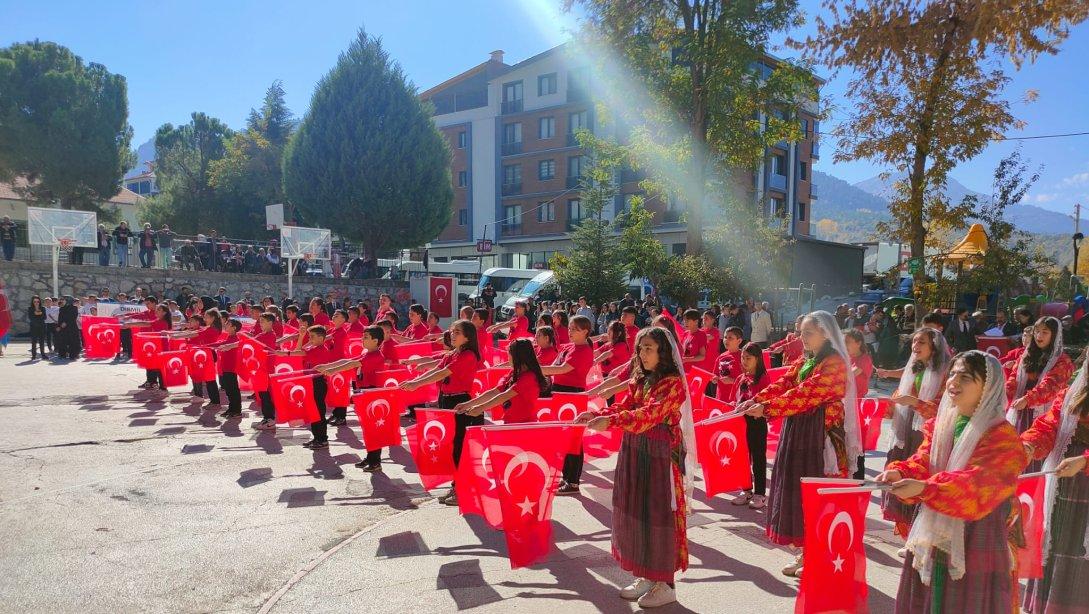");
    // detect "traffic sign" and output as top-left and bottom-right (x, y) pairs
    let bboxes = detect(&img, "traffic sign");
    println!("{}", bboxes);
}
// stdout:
(476, 239), (493, 253)
(907, 257), (922, 274)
